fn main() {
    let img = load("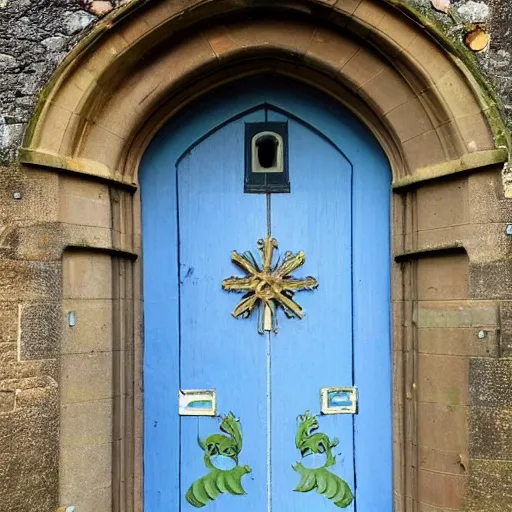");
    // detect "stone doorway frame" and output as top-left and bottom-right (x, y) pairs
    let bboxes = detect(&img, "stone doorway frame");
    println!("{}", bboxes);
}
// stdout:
(18, 1), (509, 510)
